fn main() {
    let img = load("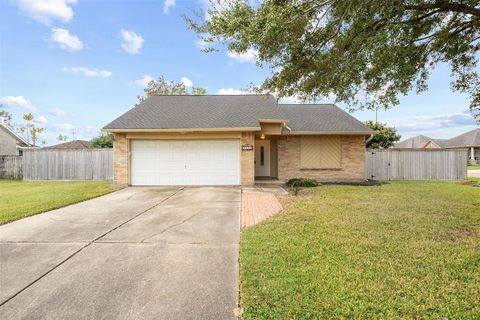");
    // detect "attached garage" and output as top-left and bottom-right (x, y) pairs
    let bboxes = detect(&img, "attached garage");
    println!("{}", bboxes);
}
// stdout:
(130, 139), (241, 186)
